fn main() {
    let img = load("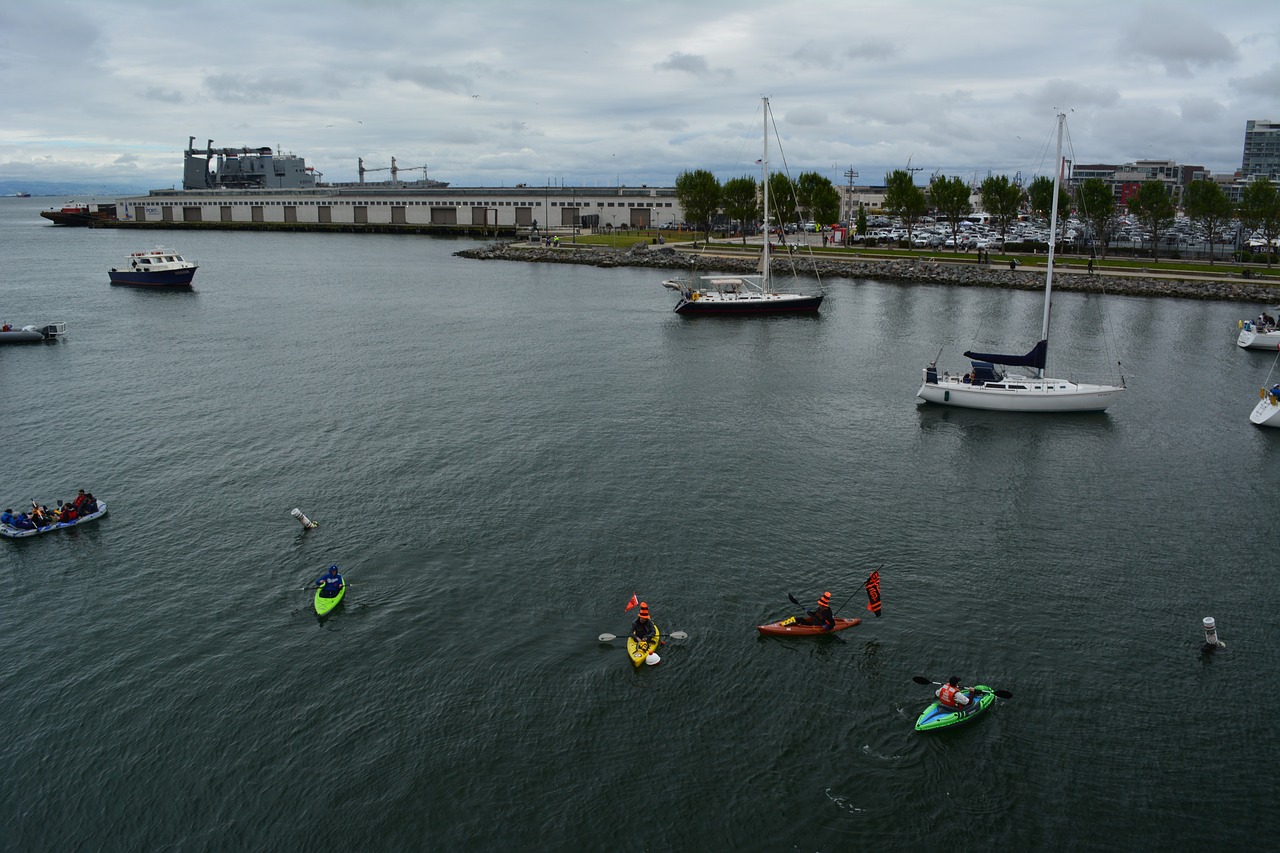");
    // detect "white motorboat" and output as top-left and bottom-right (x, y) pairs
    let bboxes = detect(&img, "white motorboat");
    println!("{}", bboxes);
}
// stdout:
(109, 248), (197, 287)
(917, 113), (1124, 413)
